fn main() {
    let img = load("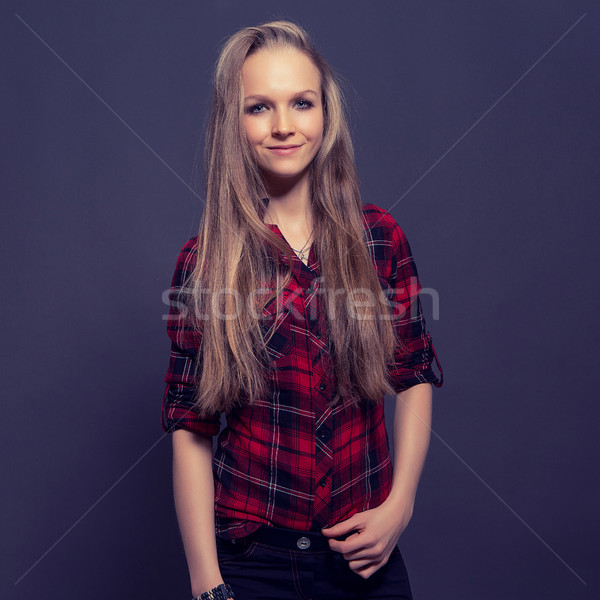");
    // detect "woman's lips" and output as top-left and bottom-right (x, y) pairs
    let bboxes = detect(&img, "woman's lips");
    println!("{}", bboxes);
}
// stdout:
(267, 145), (303, 155)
